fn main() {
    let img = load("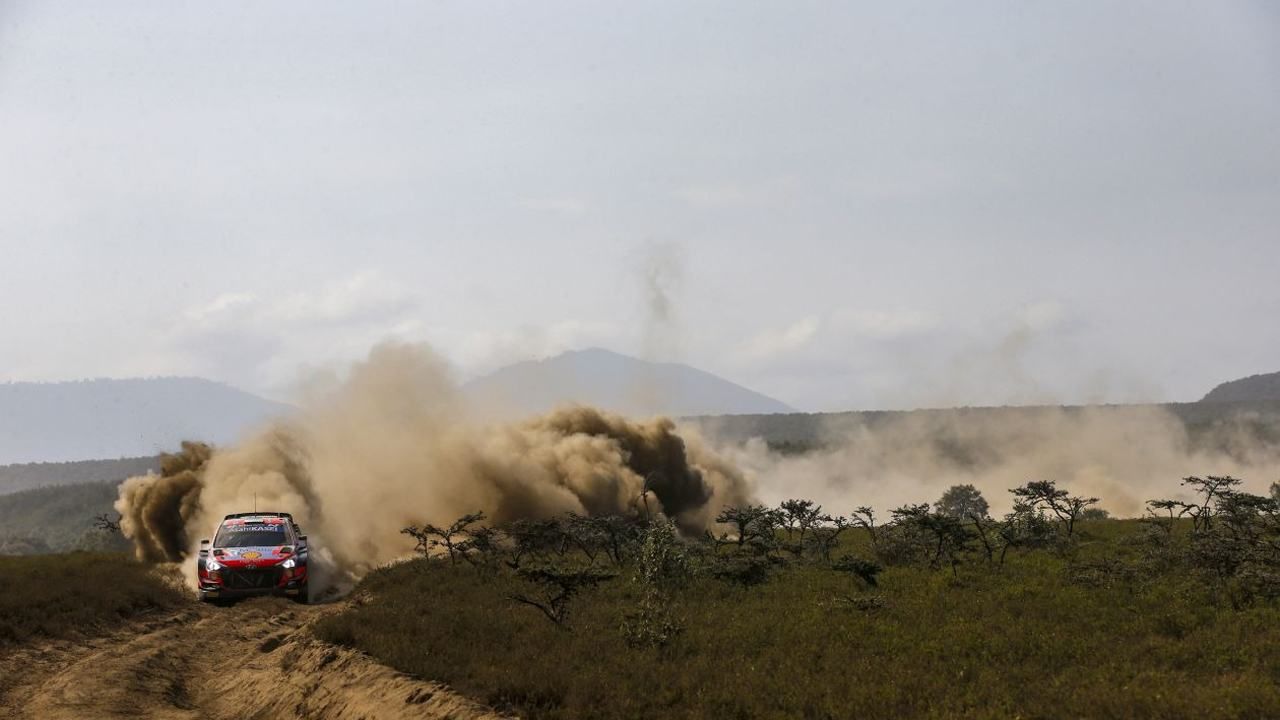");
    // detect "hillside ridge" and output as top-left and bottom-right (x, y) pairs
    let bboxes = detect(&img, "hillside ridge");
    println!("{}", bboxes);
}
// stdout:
(1202, 371), (1280, 403)
(464, 347), (795, 418)
(0, 377), (290, 465)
